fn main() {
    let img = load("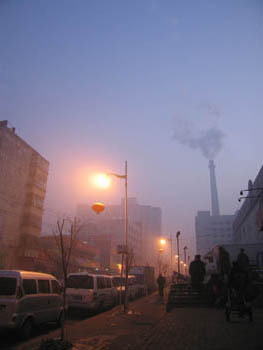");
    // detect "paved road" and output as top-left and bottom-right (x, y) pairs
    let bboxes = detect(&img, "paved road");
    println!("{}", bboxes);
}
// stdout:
(139, 307), (263, 350)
